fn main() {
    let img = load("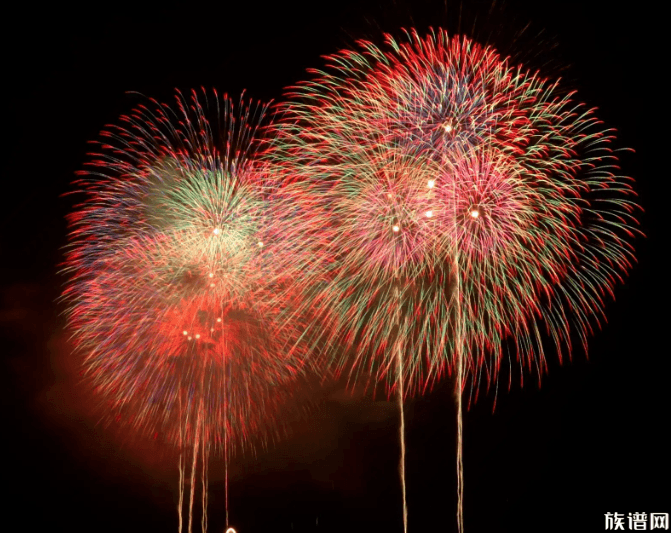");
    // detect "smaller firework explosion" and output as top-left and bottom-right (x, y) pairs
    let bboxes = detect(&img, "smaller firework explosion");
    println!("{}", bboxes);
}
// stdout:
(63, 89), (311, 532)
